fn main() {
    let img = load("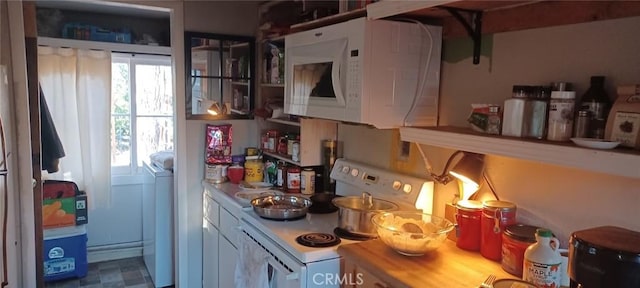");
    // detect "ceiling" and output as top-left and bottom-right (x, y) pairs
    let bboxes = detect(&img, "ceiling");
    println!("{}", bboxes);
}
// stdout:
(35, 0), (170, 18)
